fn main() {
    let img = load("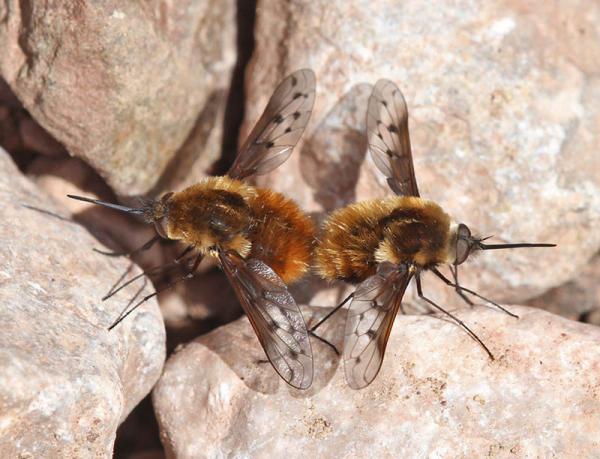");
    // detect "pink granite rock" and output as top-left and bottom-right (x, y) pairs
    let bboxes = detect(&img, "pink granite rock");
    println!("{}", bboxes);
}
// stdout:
(0, 148), (165, 456)
(0, 0), (236, 195)
(153, 305), (600, 458)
